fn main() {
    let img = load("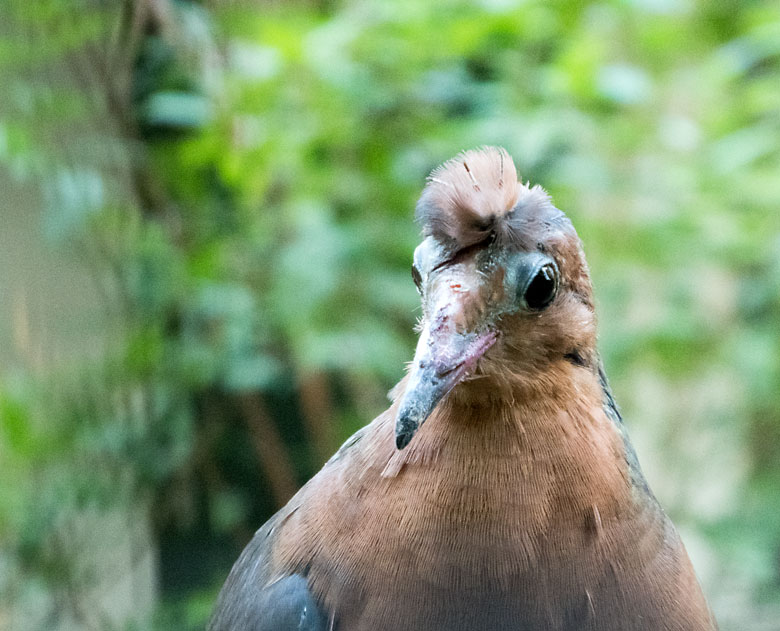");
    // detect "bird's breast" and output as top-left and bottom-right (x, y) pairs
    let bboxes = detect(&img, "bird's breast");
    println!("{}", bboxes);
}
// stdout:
(271, 399), (665, 629)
